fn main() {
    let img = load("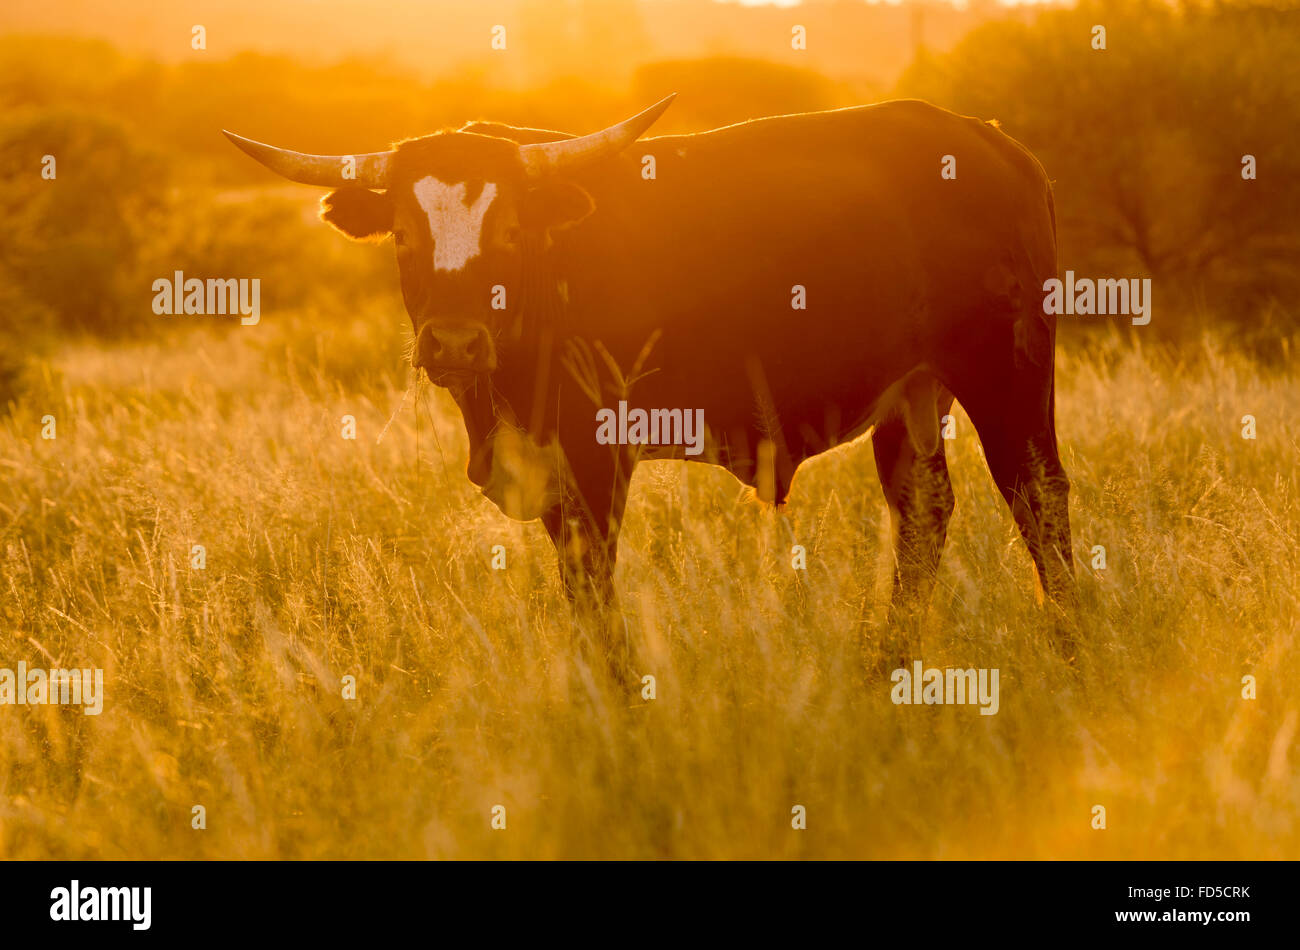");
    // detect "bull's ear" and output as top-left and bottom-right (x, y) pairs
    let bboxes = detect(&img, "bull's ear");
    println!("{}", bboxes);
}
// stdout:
(320, 188), (393, 241)
(521, 180), (594, 233)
